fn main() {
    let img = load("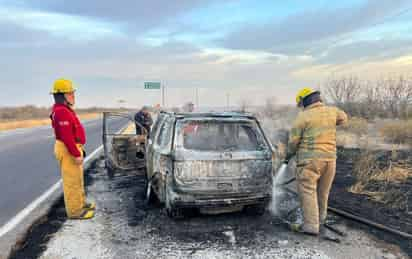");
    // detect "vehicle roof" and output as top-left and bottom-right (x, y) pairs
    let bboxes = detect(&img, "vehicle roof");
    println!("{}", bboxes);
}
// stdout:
(159, 111), (257, 120)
